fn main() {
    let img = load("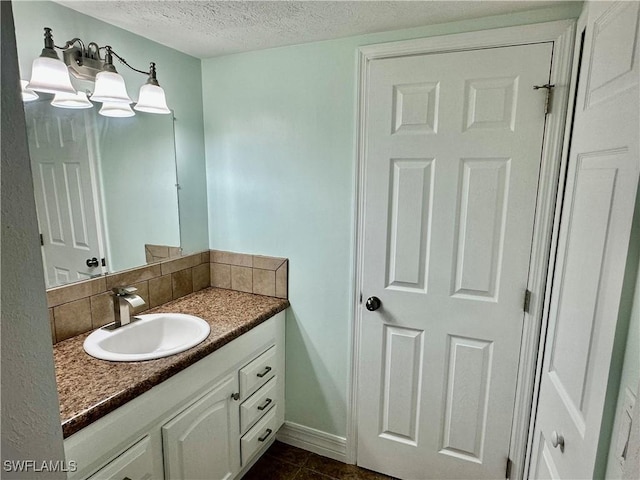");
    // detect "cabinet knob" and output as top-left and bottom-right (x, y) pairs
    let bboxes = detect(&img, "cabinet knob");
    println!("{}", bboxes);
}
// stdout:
(231, 392), (240, 401)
